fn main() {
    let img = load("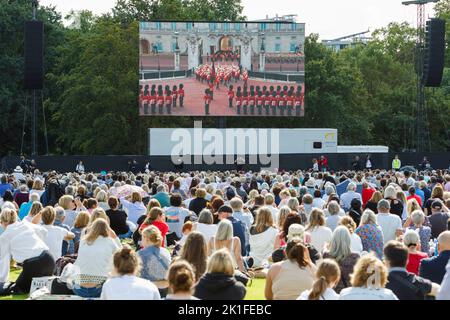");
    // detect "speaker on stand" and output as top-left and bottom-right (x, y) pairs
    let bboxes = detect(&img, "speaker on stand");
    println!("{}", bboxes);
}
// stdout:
(23, 0), (45, 157)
